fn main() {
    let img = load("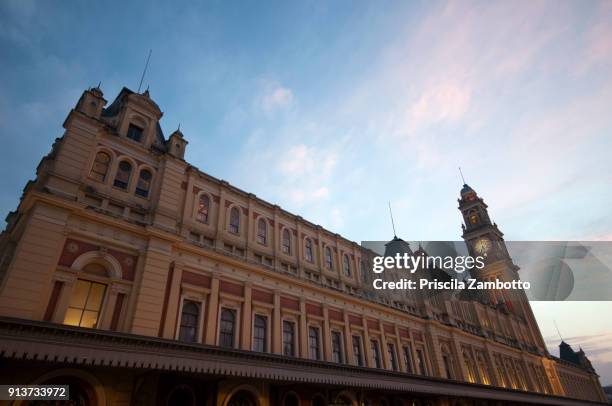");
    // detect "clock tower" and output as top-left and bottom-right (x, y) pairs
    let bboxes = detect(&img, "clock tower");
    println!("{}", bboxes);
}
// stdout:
(458, 183), (547, 352)
(458, 183), (510, 266)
